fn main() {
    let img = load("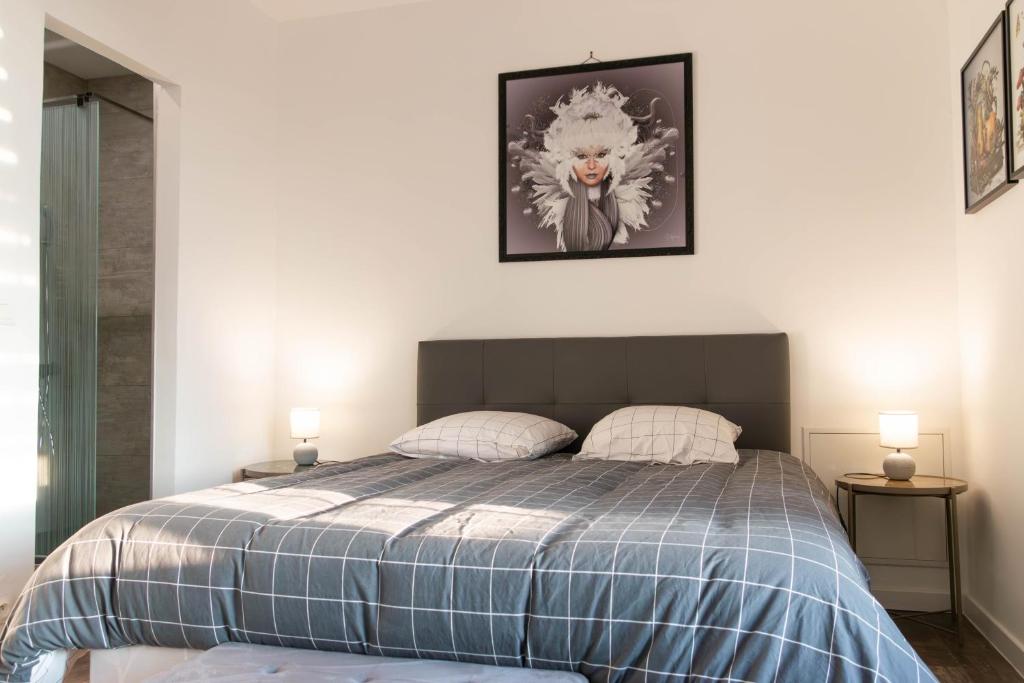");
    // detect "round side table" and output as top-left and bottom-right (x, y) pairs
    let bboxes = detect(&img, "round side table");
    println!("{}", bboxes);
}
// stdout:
(835, 474), (968, 638)
(242, 459), (332, 480)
